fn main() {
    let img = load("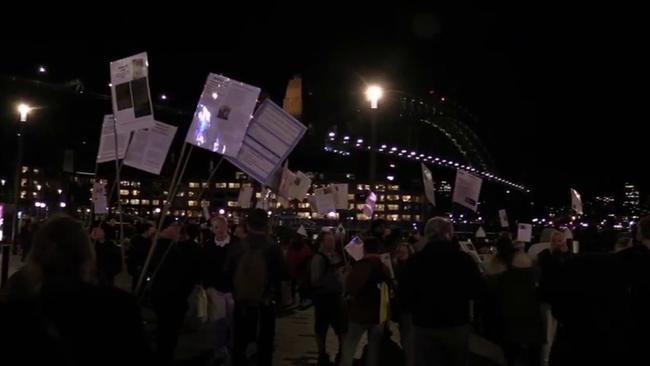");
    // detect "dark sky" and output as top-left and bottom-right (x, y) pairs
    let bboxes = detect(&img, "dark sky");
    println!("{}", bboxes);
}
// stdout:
(0, 4), (644, 206)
